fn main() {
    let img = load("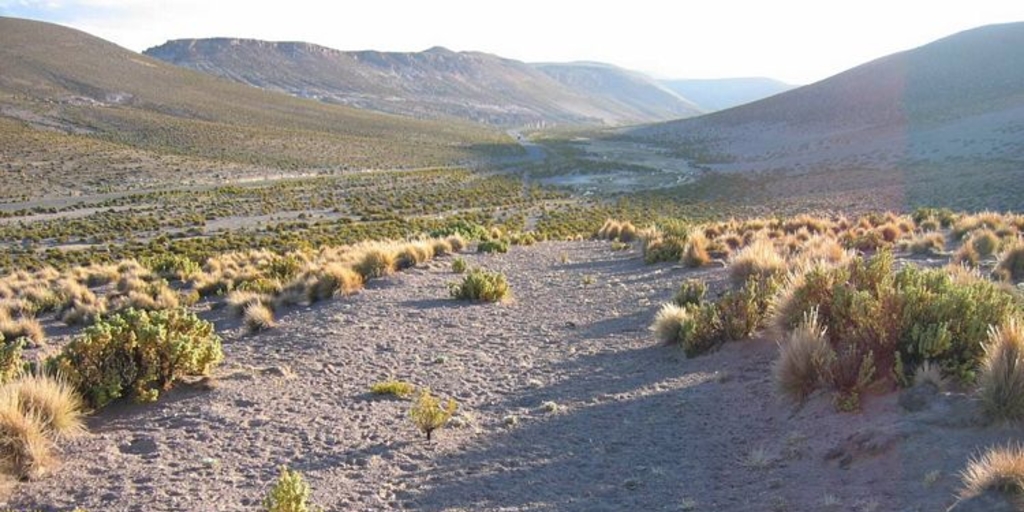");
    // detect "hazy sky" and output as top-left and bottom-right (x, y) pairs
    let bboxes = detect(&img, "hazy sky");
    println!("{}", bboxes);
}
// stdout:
(2, 0), (1022, 84)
